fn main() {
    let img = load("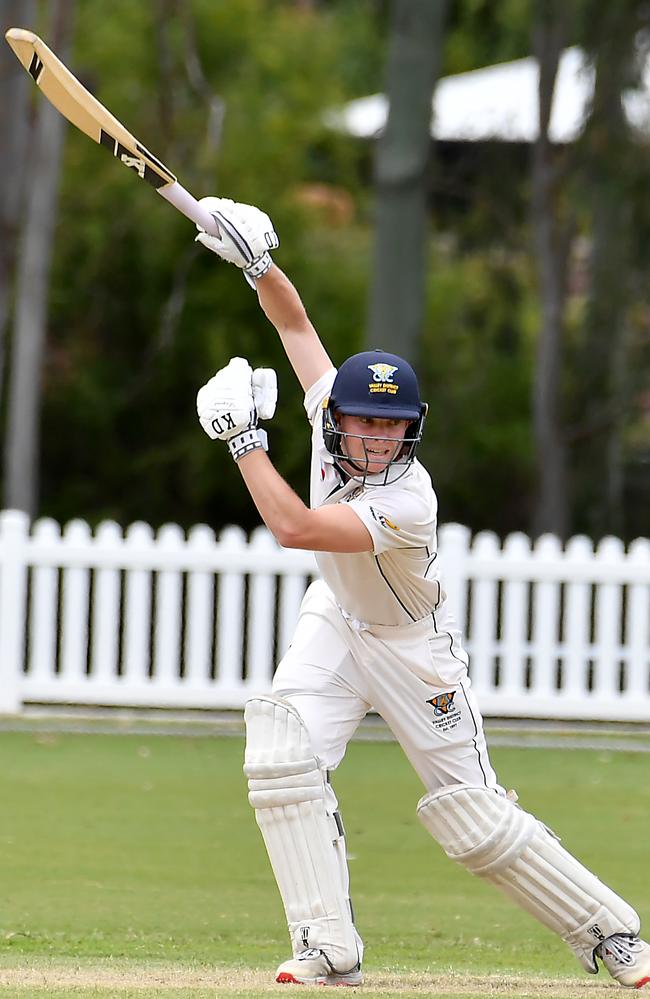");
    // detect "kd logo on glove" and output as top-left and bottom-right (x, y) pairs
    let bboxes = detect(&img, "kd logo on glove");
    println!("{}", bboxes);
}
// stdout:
(211, 411), (236, 436)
